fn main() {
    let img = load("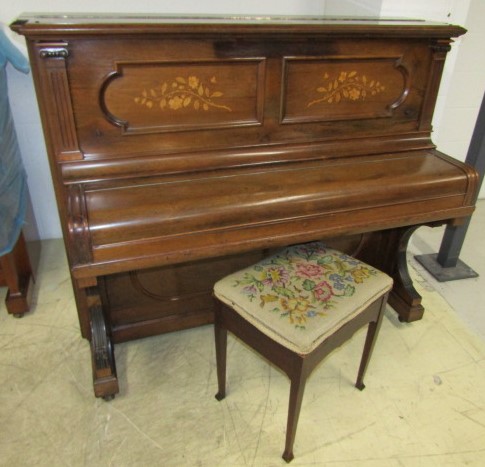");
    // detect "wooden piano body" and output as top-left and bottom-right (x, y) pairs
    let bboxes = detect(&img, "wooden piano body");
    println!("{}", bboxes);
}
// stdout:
(11, 15), (478, 399)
